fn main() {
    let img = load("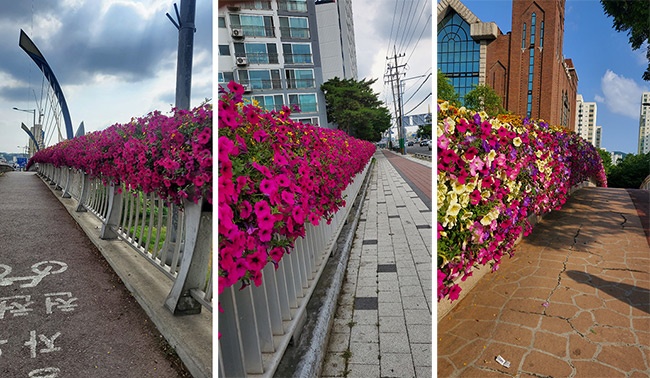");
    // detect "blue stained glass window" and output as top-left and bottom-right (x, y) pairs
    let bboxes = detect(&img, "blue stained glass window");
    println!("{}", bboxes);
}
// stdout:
(437, 11), (480, 104)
